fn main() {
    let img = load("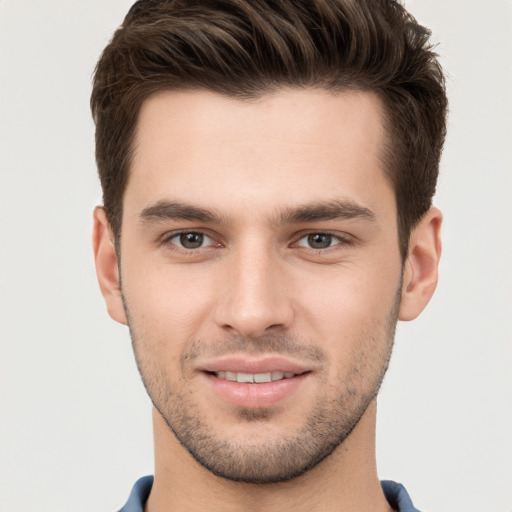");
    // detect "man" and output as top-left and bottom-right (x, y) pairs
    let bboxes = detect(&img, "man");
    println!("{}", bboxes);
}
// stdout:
(91, 0), (446, 510)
